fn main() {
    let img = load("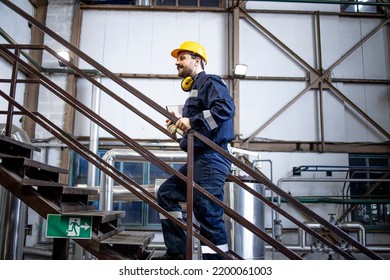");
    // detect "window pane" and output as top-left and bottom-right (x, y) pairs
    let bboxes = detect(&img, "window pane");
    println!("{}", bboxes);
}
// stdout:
(341, 0), (378, 13)
(179, 0), (196, 6)
(149, 163), (171, 185)
(156, 0), (176, 5)
(349, 155), (390, 227)
(147, 206), (161, 225)
(200, 0), (219, 7)
(72, 154), (88, 185)
(122, 162), (144, 184)
(114, 201), (143, 225)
